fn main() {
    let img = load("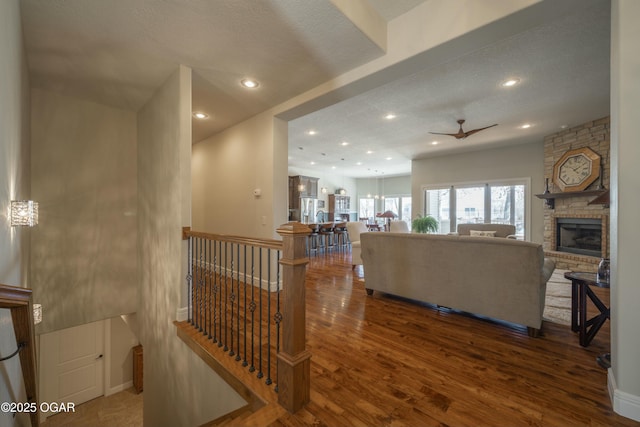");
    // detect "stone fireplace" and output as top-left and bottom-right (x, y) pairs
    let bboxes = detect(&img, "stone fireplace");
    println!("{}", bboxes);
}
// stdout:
(543, 117), (610, 272)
